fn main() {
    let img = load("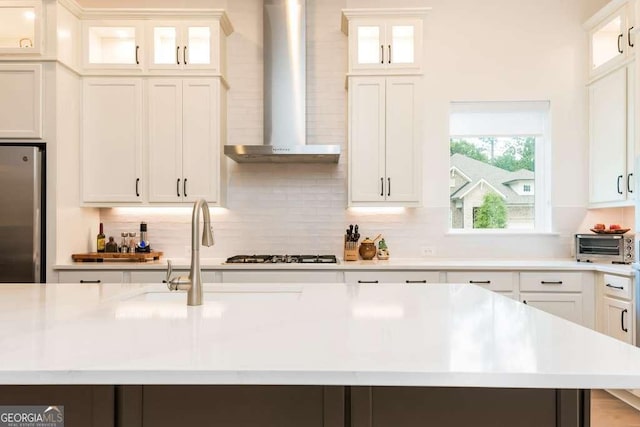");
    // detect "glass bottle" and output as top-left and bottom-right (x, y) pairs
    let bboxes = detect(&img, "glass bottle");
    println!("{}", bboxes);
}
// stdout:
(96, 223), (106, 253)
